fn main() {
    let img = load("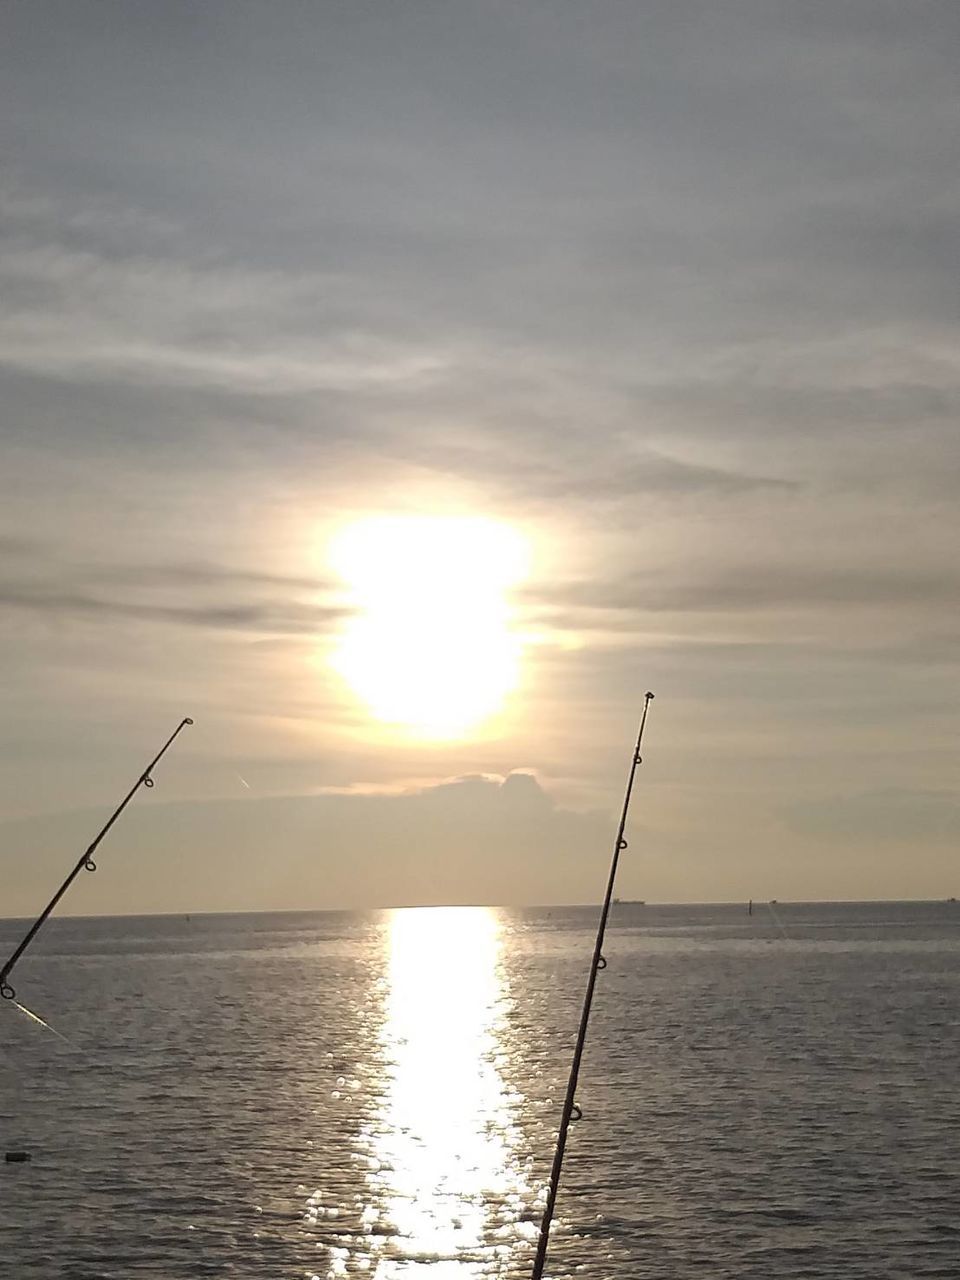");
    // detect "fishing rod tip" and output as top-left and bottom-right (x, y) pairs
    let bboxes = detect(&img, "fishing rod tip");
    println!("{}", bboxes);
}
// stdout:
(184, 717), (194, 725)
(645, 691), (655, 700)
